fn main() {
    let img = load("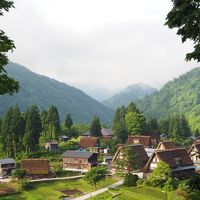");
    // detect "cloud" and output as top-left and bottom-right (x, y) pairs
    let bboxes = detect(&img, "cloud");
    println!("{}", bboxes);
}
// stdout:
(1, 0), (198, 100)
